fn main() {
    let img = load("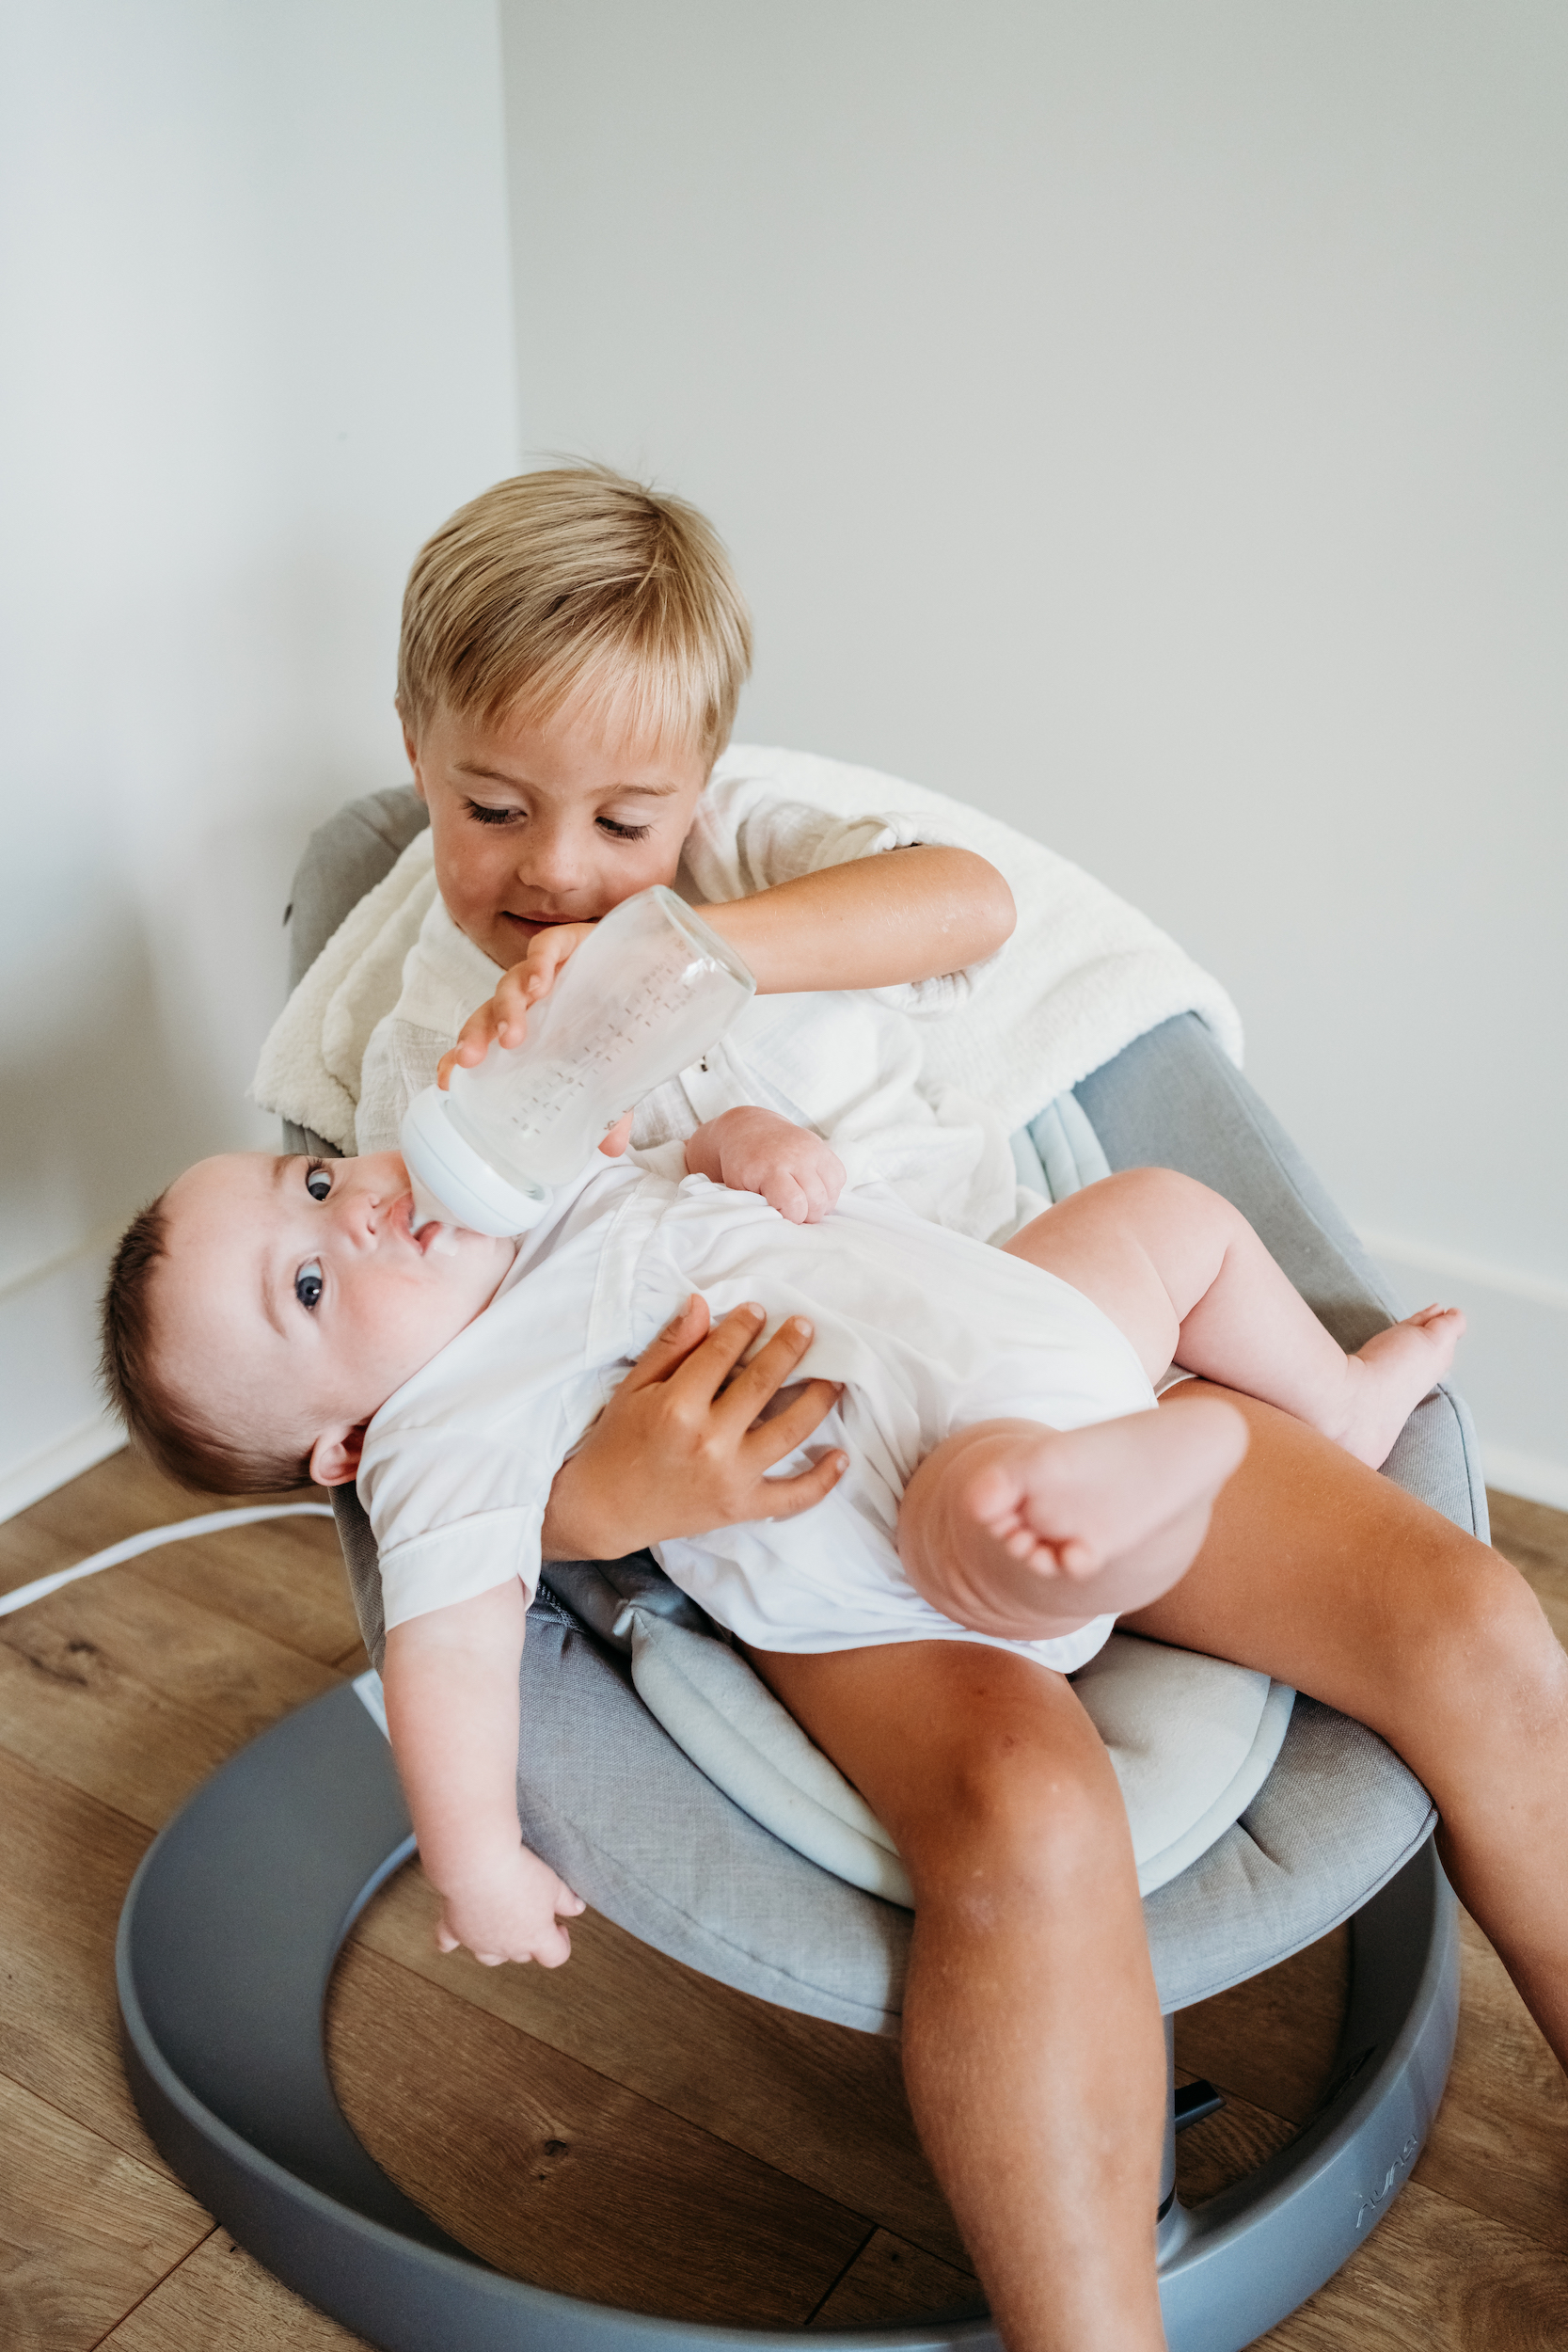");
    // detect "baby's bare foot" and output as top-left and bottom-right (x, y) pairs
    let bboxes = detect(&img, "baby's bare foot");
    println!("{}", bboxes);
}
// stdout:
(955, 1398), (1250, 1627)
(1332, 1306), (1465, 1469)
